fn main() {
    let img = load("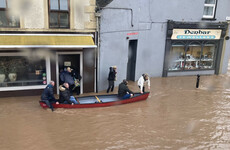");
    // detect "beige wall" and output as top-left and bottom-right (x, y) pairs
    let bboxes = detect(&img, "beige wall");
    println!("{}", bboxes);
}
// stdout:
(23, 0), (46, 29)
(0, 0), (96, 32)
